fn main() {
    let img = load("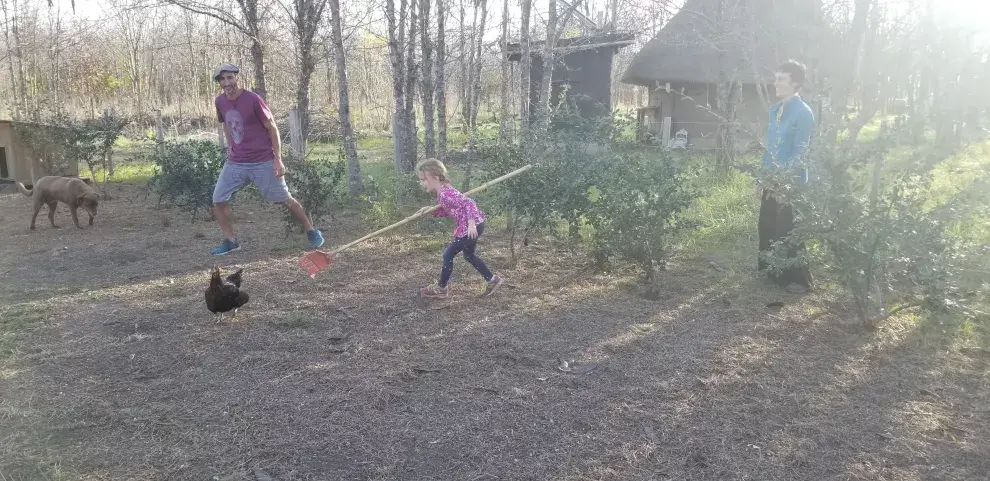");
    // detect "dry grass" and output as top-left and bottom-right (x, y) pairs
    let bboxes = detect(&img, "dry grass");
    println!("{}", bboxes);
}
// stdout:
(1, 184), (988, 481)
